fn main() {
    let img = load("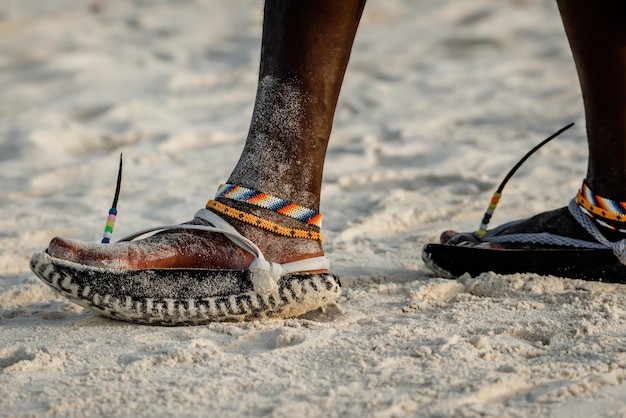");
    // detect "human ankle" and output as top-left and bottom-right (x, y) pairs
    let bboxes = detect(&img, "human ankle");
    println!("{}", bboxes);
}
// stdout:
(207, 199), (324, 264)
(576, 179), (626, 241)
